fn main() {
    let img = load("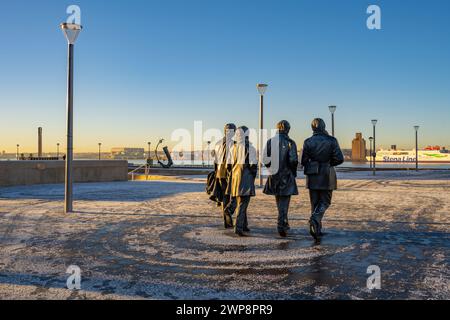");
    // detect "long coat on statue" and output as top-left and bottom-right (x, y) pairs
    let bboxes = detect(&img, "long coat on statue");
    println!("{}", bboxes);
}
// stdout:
(263, 132), (299, 196)
(301, 130), (344, 190)
(230, 131), (257, 197)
